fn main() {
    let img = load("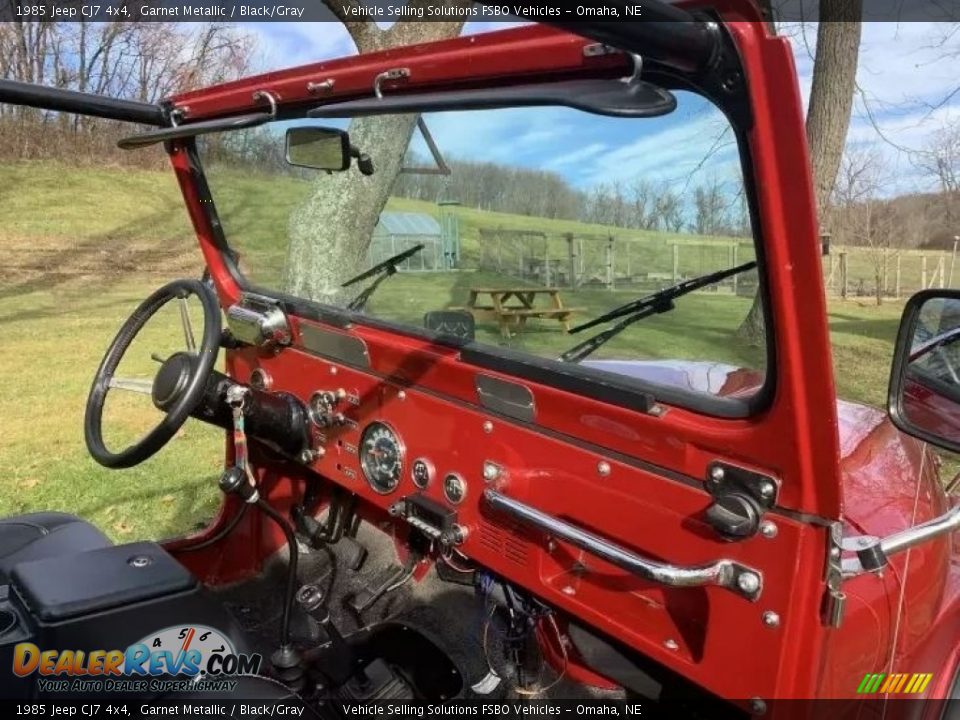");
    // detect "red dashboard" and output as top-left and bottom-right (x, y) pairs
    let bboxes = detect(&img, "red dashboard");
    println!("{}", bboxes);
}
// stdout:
(218, 313), (818, 702)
